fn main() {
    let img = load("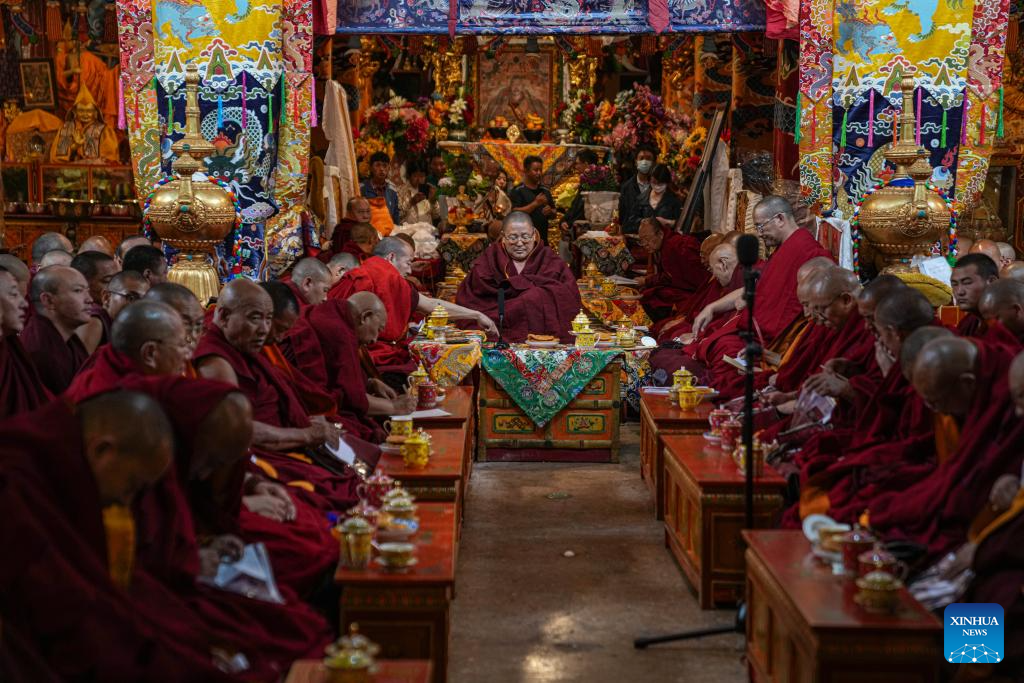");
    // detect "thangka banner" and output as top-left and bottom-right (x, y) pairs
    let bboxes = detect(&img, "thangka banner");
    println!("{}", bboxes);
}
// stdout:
(798, 0), (1011, 213)
(335, 0), (765, 35)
